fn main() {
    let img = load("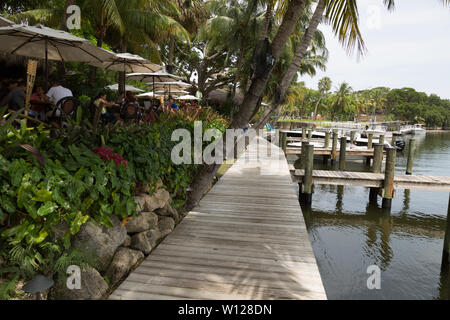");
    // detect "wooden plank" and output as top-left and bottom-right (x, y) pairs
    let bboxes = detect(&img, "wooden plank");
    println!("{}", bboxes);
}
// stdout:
(289, 169), (450, 191)
(111, 136), (326, 300)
